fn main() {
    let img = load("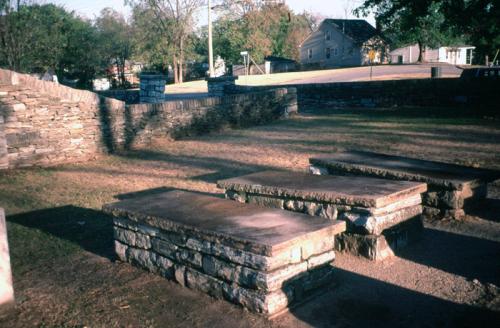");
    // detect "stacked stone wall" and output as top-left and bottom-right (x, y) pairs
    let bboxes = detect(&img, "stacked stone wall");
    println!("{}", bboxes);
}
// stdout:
(112, 215), (336, 316)
(0, 69), (297, 169)
(227, 78), (500, 110)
